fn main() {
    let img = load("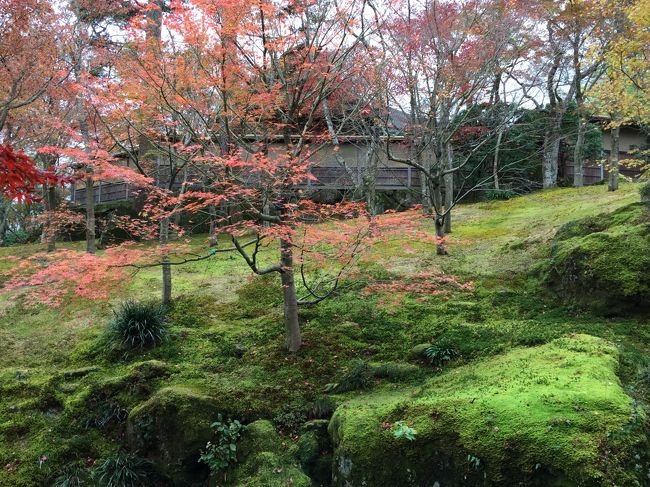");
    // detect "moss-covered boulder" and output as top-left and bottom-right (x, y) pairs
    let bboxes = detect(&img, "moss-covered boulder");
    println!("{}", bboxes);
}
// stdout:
(329, 335), (646, 486)
(127, 386), (219, 486)
(219, 420), (311, 487)
(546, 202), (650, 313)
